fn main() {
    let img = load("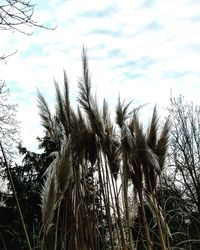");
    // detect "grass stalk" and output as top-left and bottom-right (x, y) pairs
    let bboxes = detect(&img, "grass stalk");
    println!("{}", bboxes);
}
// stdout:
(138, 190), (153, 250)
(0, 141), (32, 250)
